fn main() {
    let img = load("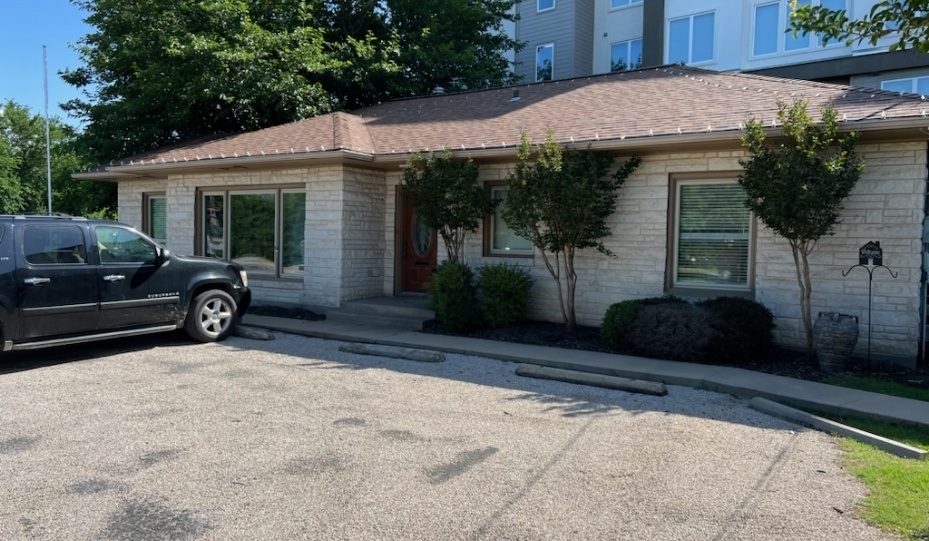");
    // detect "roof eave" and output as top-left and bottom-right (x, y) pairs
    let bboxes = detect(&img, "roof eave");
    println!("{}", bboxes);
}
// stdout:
(72, 149), (375, 181)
